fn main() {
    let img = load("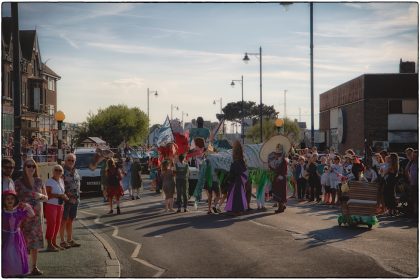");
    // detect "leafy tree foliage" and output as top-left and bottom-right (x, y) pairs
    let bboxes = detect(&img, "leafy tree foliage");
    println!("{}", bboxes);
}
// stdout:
(217, 101), (278, 123)
(75, 105), (148, 147)
(246, 117), (301, 144)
